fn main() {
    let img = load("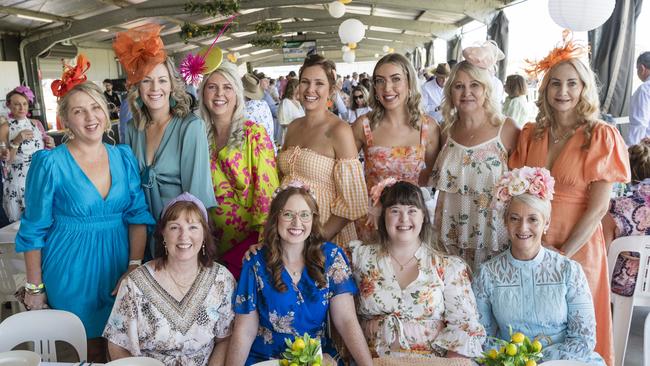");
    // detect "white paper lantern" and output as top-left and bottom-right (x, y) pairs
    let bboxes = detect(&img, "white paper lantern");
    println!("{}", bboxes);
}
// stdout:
(341, 45), (350, 52)
(548, 0), (615, 31)
(328, 1), (346, 18)
(342, 50), (355, 63)
(382, 45), (390, 53)
(338, 19), (365, 44)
